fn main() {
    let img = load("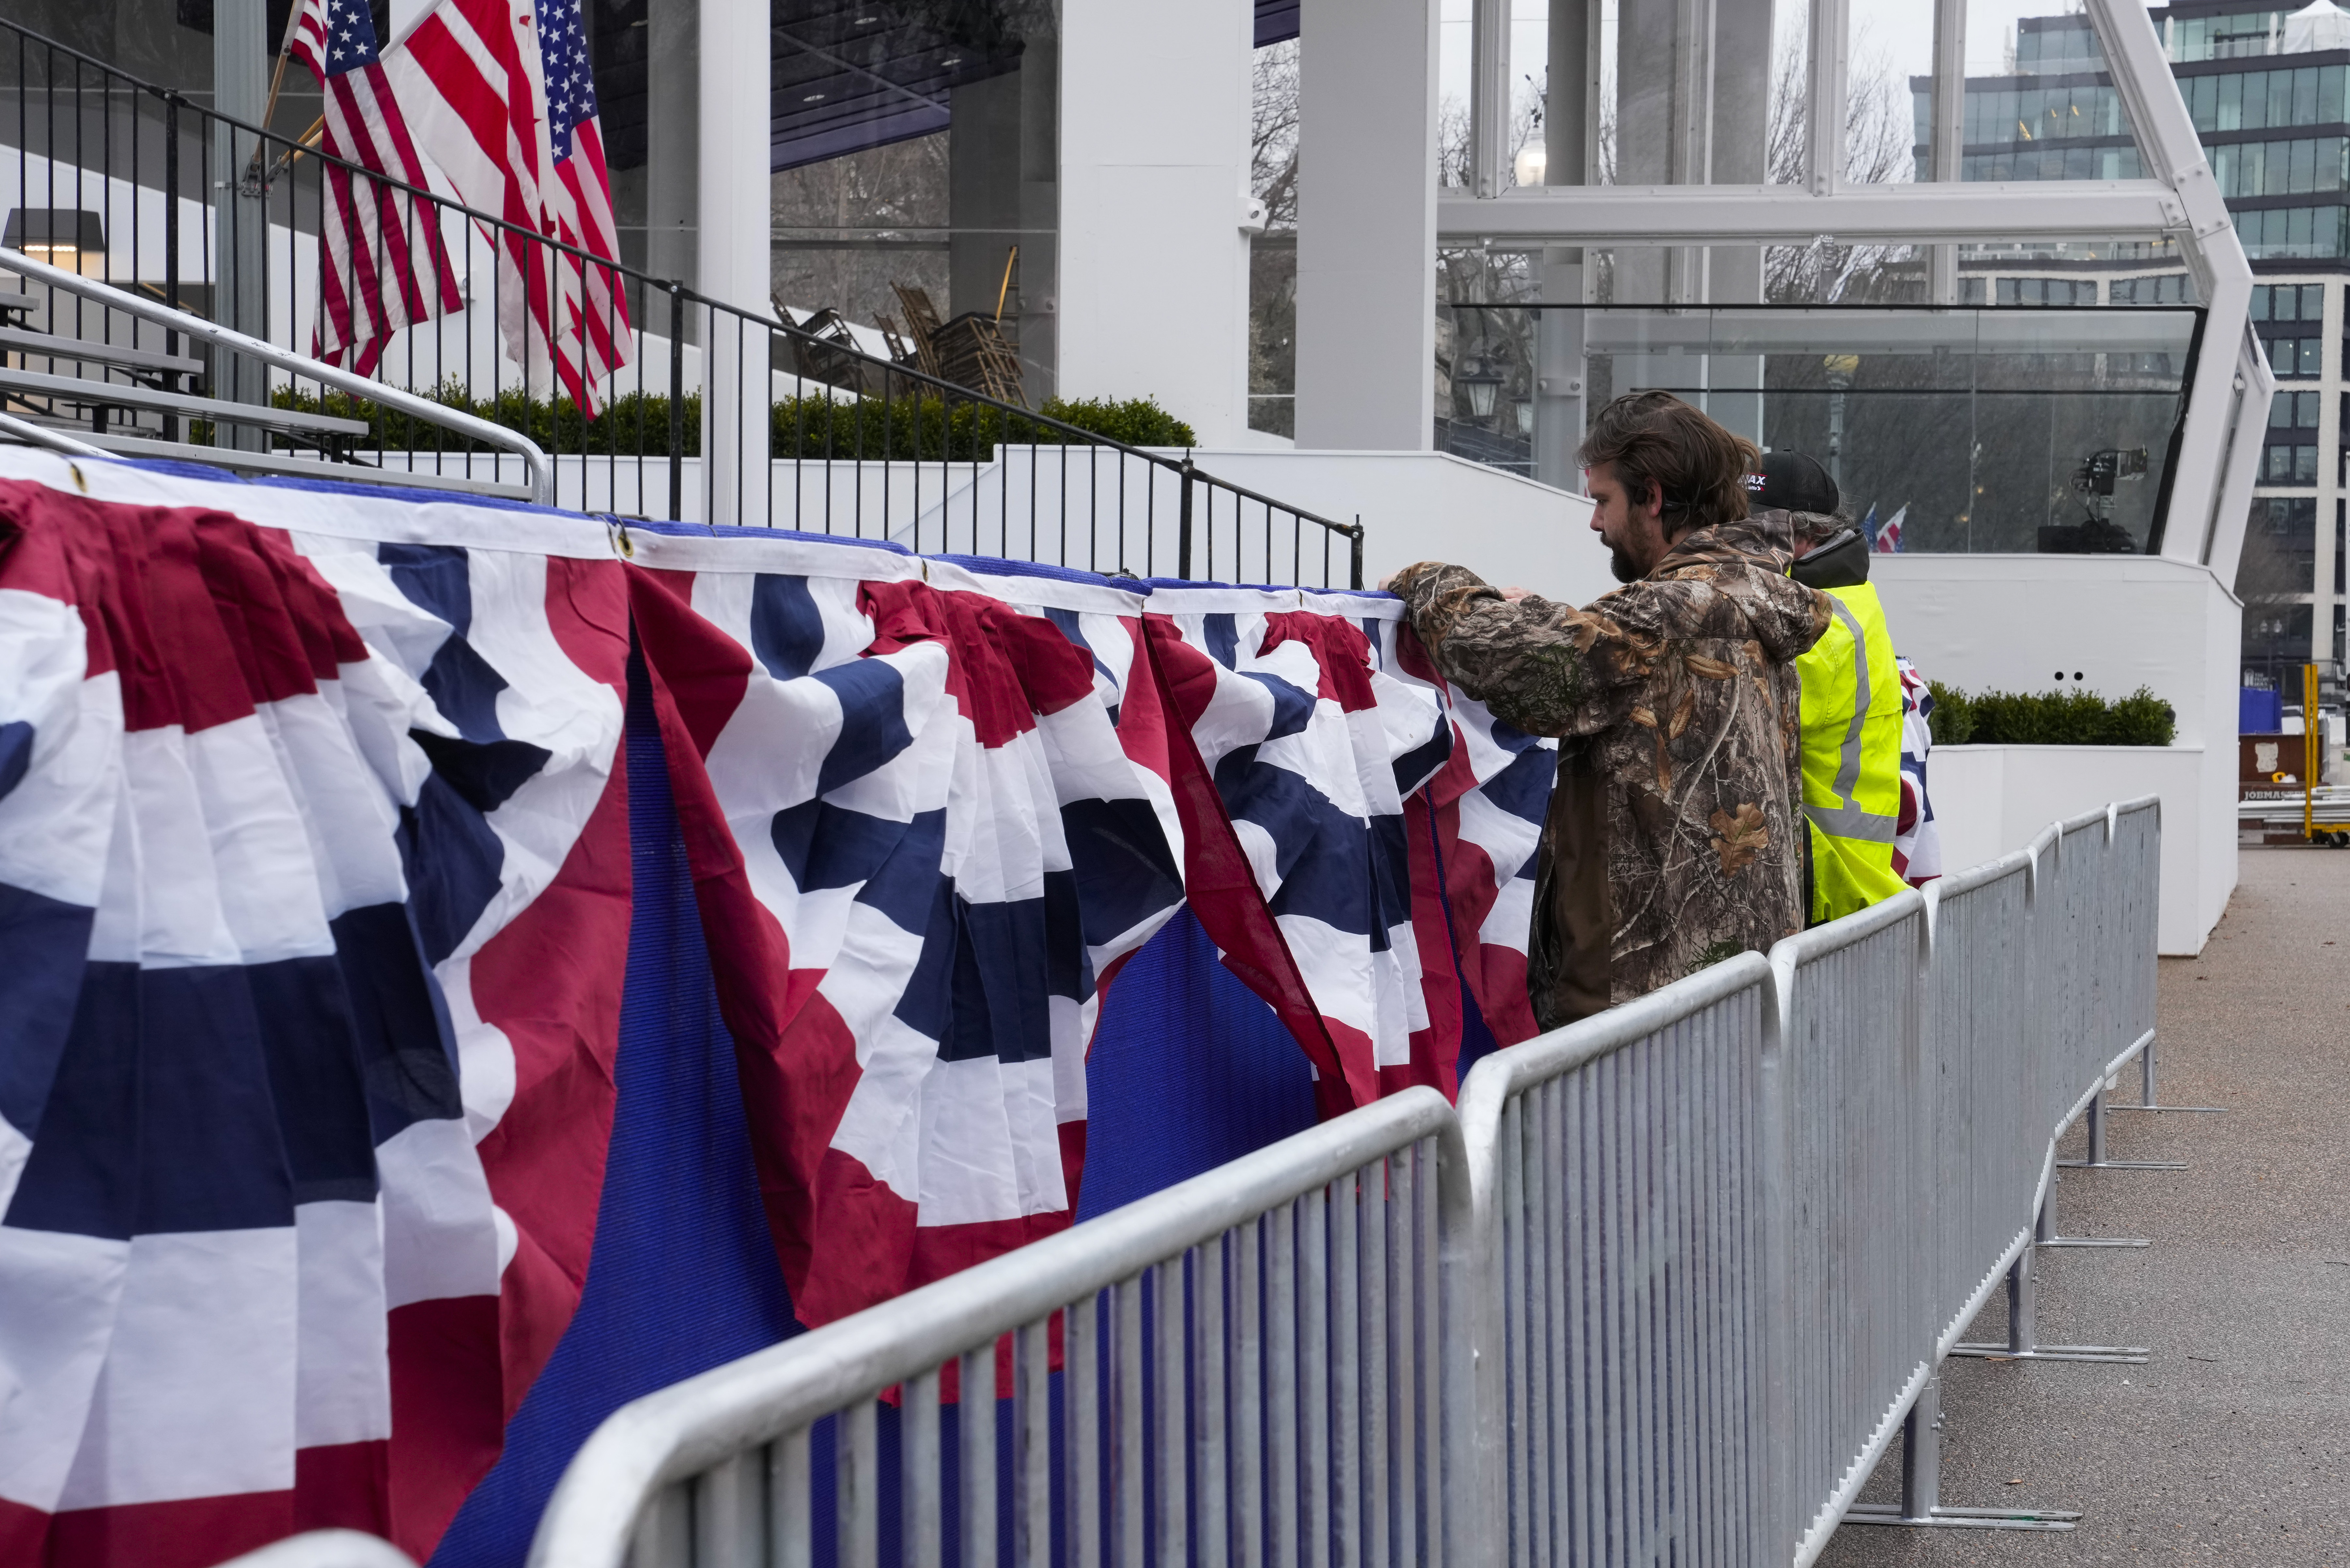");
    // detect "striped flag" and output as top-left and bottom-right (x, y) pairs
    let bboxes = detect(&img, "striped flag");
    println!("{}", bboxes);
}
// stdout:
(333, 0), (632, 411)
(530, 0), (634, 411)
(289, 0), (465, 376)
